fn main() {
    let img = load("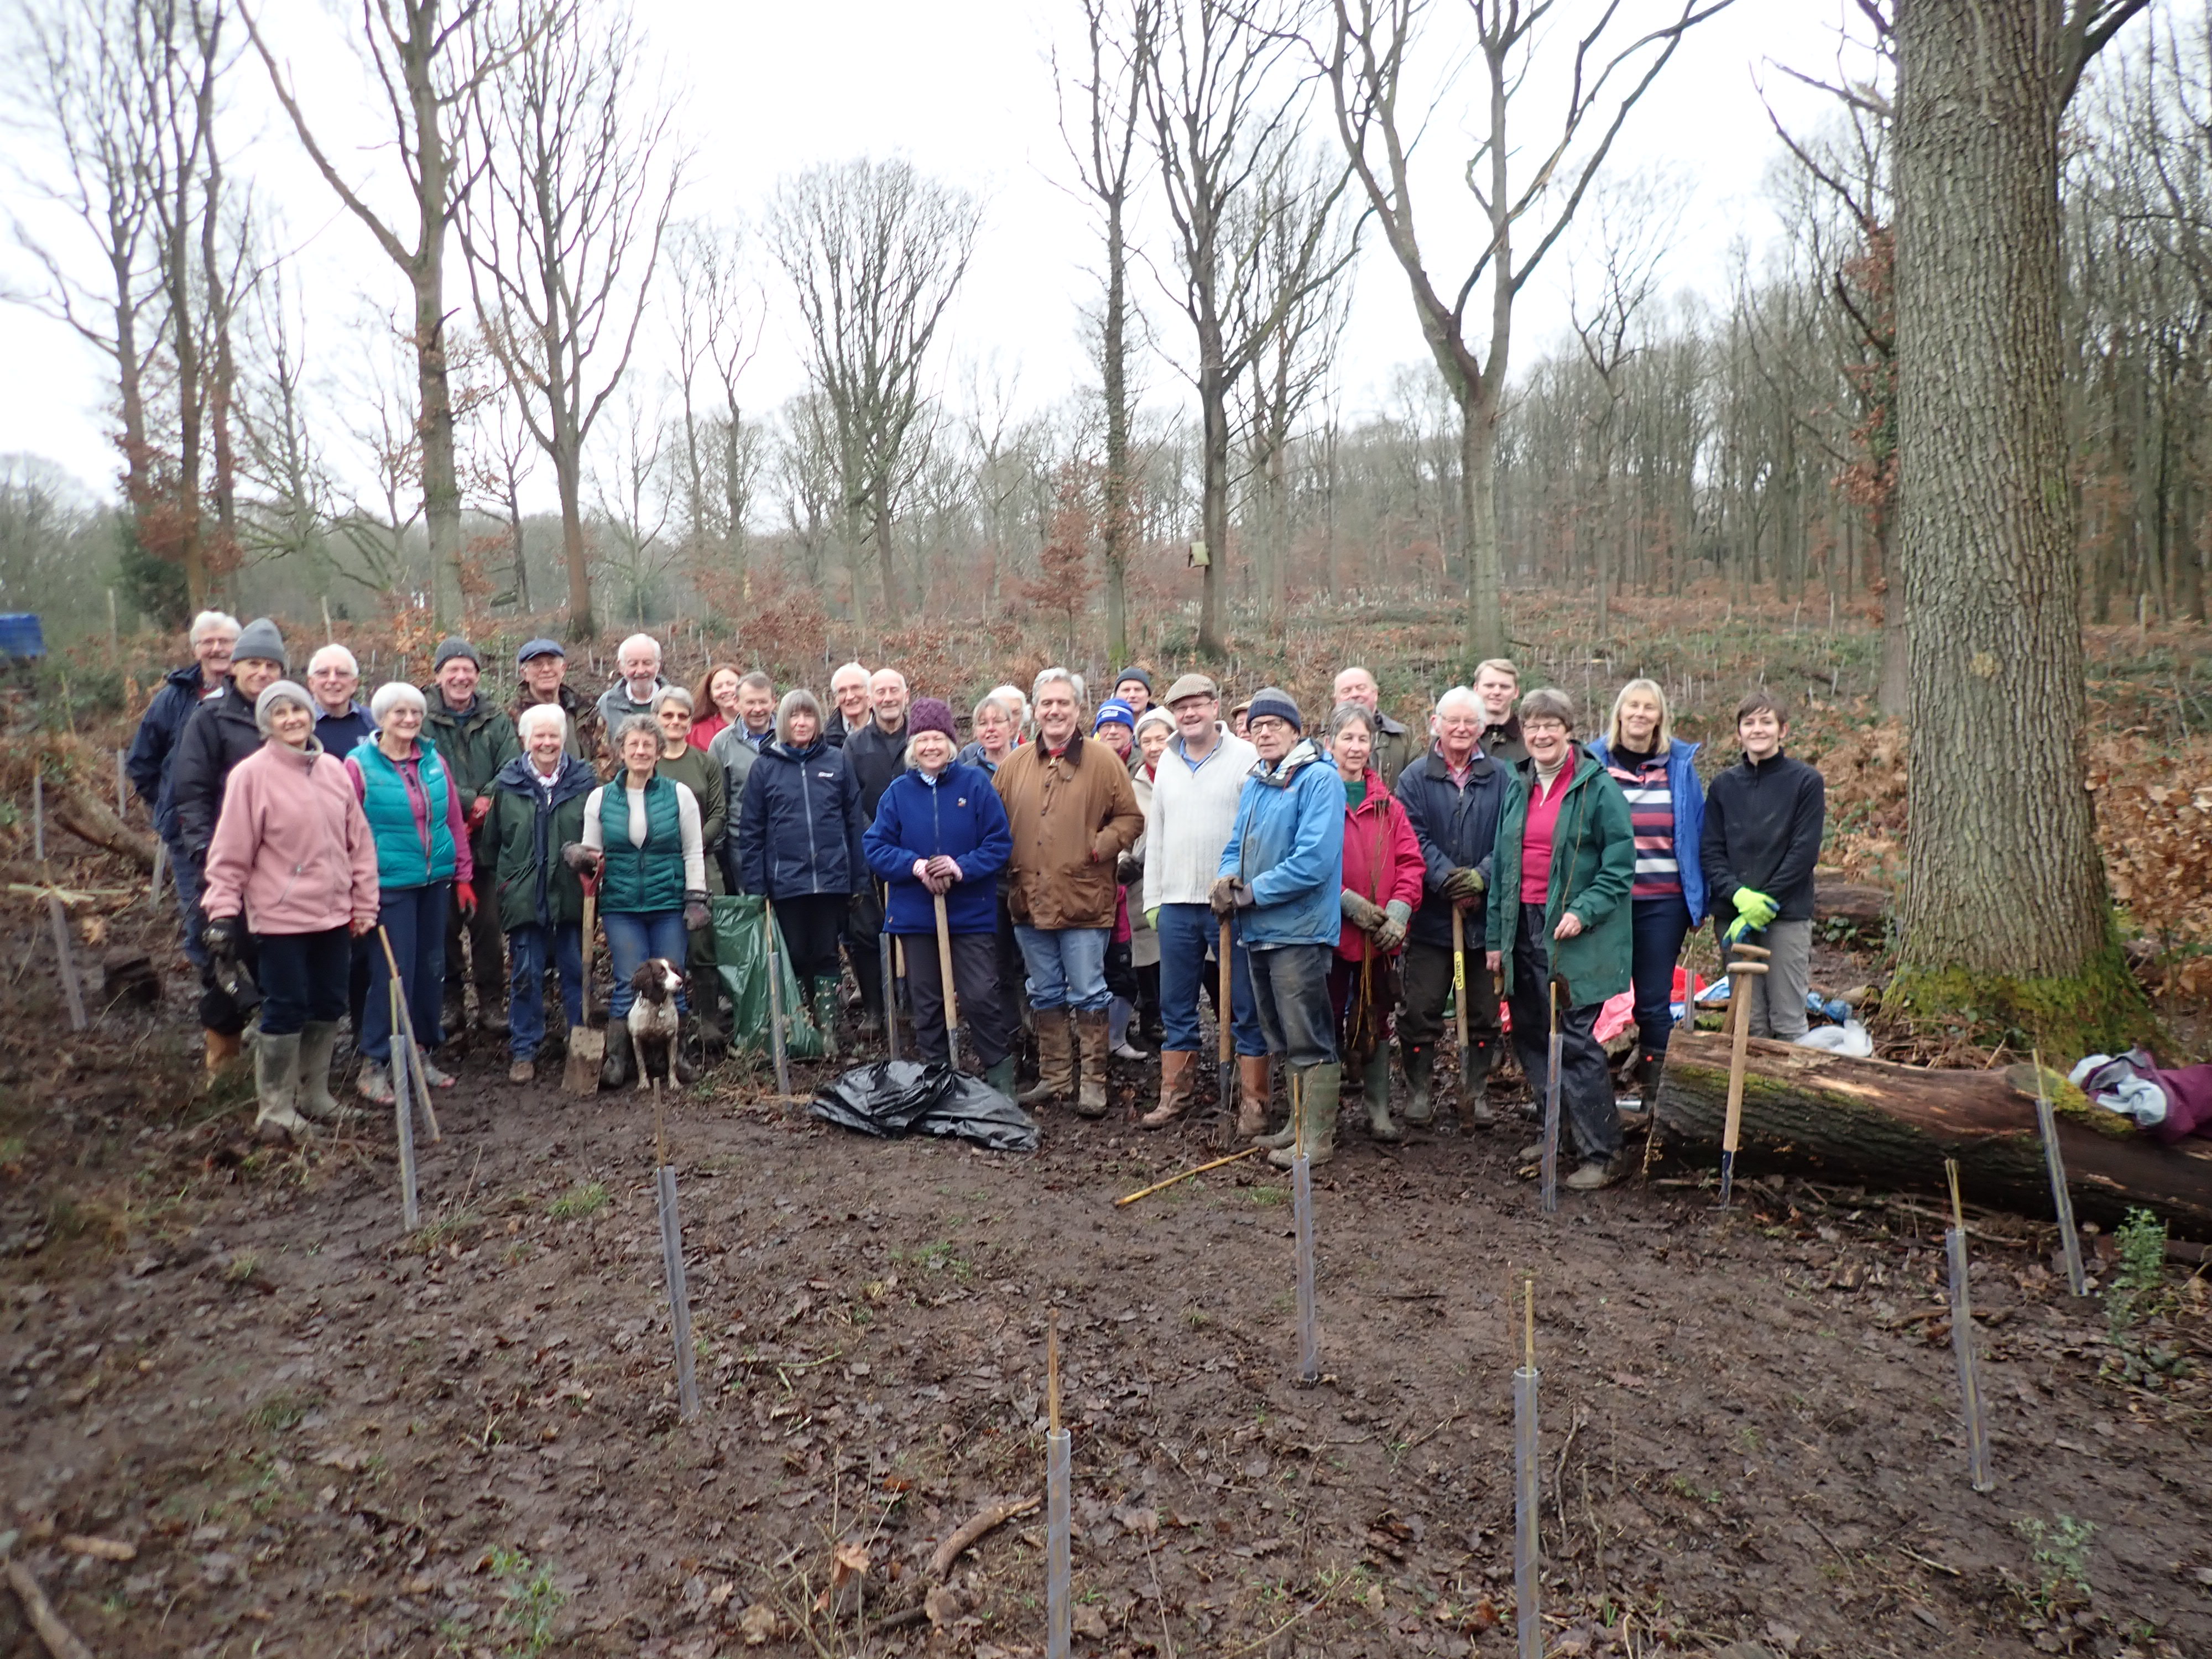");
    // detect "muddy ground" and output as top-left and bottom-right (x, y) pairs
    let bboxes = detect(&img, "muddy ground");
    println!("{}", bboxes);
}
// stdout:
(3, 874), (2210, 1659)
